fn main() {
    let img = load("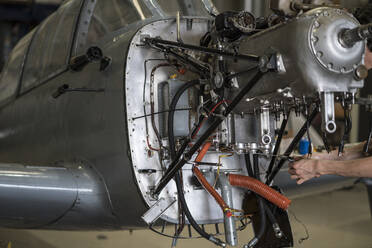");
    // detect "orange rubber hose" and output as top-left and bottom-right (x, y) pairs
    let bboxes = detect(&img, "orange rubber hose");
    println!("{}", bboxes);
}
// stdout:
(192, 142), (231, 215)
(195, 142), (212, 162)
(228, 174), (291, 210)
(193, 166), (229, 212)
